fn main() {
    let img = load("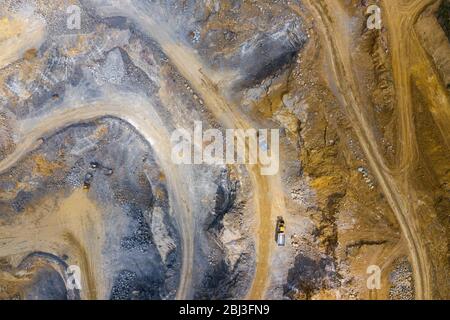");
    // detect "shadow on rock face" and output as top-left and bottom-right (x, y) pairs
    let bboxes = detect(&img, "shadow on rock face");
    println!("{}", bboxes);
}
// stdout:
(206, 169), (238, 232)
(233, 22), (307, 91)
(110, 269), (164, 300)
(437, 0), (450, 41)
(25, 266), (68, 300)
(284, 254), (340, 300)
